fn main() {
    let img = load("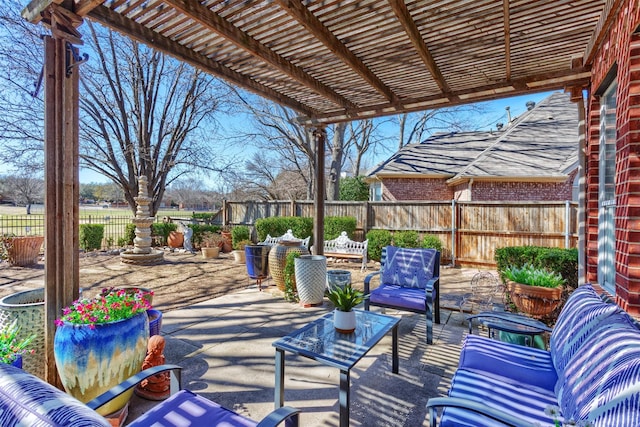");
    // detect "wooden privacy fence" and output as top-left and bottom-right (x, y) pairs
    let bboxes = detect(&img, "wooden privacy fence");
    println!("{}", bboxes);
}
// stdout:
(223, 200), (578, 267)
